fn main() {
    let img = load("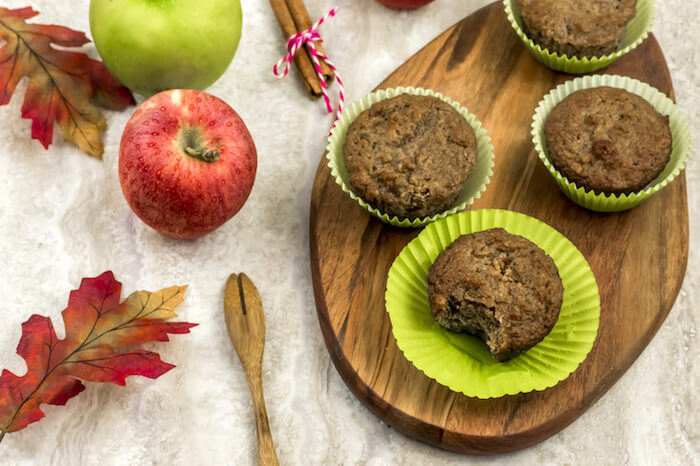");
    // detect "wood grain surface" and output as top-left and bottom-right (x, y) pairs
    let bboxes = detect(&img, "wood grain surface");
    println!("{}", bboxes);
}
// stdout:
(309, 2), (689, 455)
